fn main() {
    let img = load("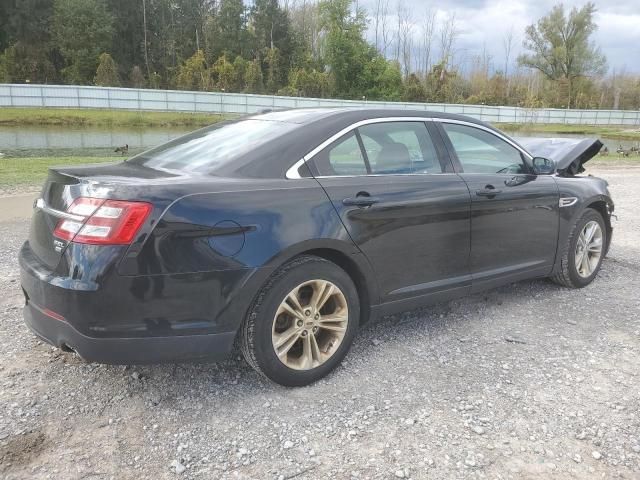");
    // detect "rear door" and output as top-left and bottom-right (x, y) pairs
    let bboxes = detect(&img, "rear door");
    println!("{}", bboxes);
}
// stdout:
(436, 121), (559, 291)
(307, 120), (472, 304)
